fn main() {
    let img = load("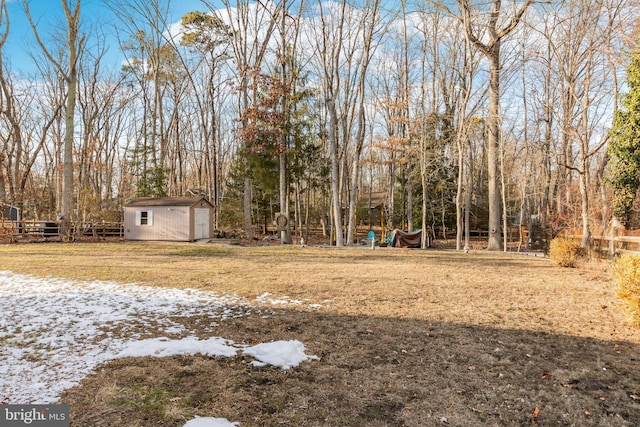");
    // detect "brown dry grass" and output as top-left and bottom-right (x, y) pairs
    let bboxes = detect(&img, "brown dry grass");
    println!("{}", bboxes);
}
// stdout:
(1, 241), (639, 426)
